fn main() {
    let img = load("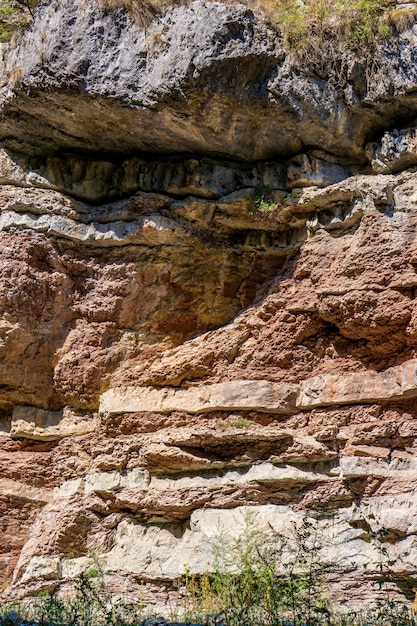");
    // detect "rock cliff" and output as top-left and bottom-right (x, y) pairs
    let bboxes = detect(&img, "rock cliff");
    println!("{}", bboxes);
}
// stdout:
(3, 0), (417, 609)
